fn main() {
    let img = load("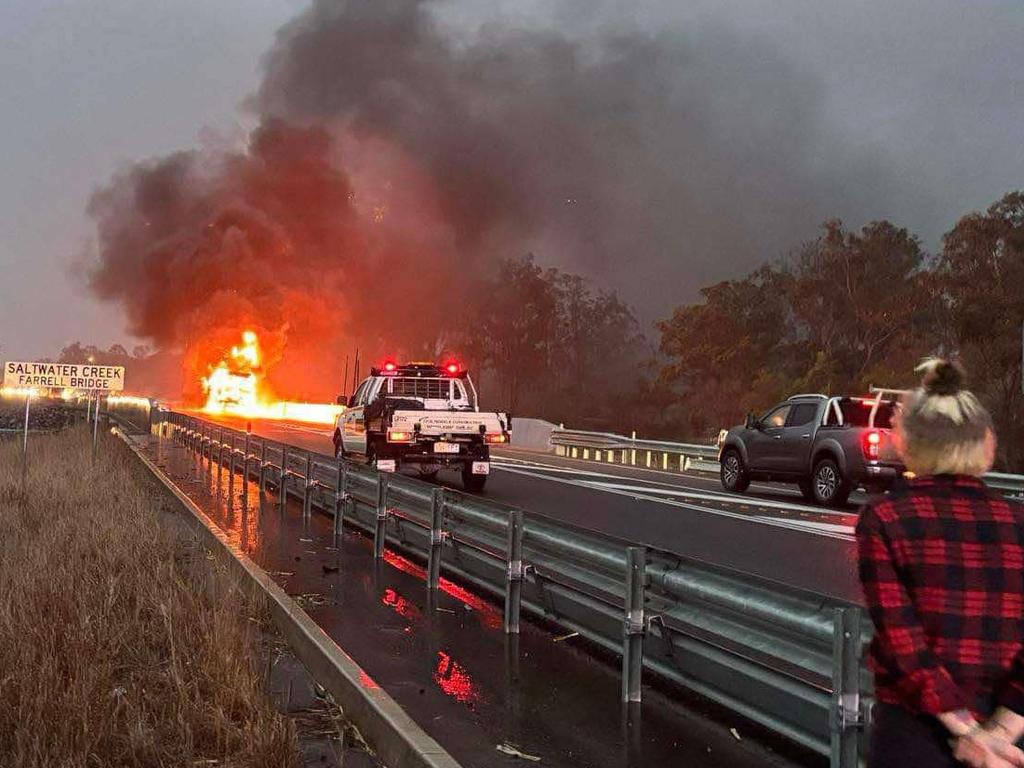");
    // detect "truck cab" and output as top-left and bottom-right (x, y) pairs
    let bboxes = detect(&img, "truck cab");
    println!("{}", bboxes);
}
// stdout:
(334, 361), (509, 492)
